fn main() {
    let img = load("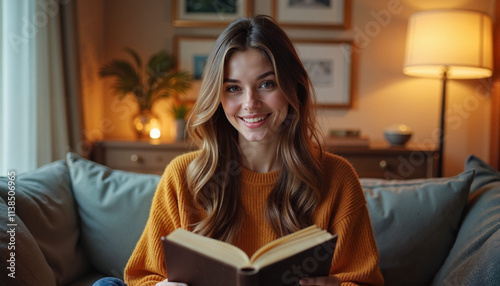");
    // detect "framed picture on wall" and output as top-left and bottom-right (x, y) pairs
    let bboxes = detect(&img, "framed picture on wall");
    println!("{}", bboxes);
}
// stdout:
(172, 0), (253, 27)
(174, 36), (216, 101)
(271, 0), (350, 29)
(293, 40), (353, 108)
